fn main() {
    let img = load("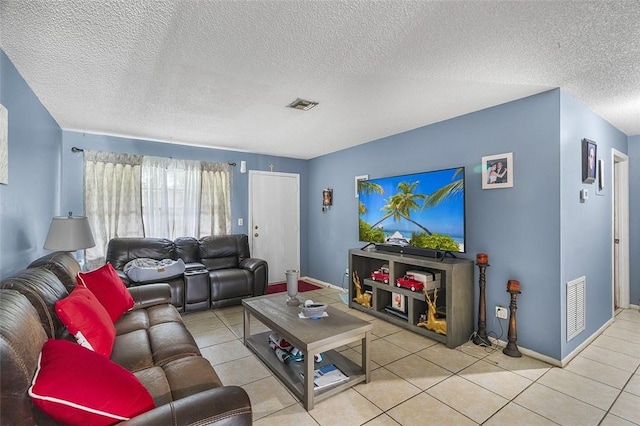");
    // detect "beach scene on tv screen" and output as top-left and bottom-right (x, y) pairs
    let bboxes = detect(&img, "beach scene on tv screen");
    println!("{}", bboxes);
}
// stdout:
(358, 167), (465, 252)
